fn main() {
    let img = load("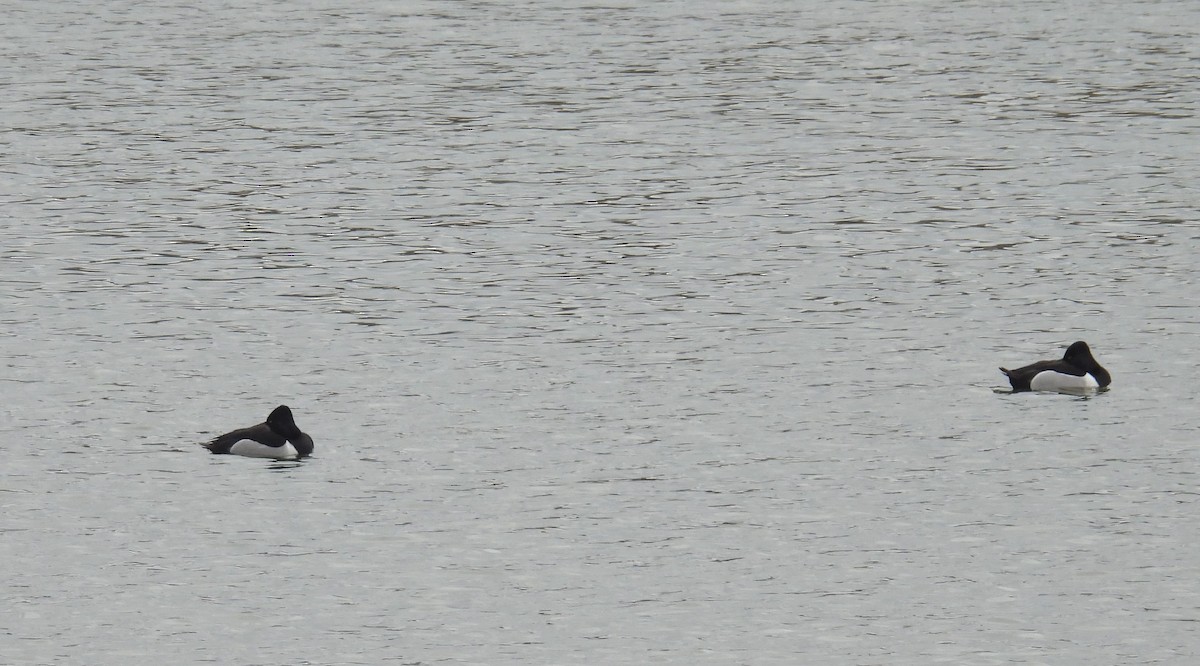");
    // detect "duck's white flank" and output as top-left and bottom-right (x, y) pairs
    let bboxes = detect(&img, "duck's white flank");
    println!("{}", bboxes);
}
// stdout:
(228, 439), (300, 460)
(1029, 371), (1100, 392)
